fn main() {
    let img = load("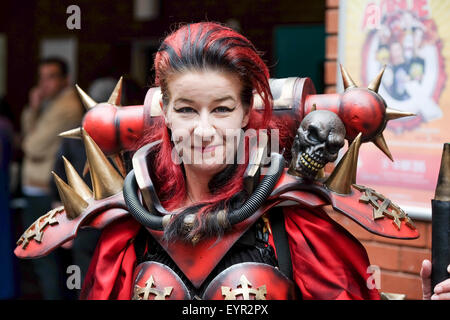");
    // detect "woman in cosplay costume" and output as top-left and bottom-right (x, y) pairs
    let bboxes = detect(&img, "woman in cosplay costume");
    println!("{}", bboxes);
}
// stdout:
(15, 22), (449, 300)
